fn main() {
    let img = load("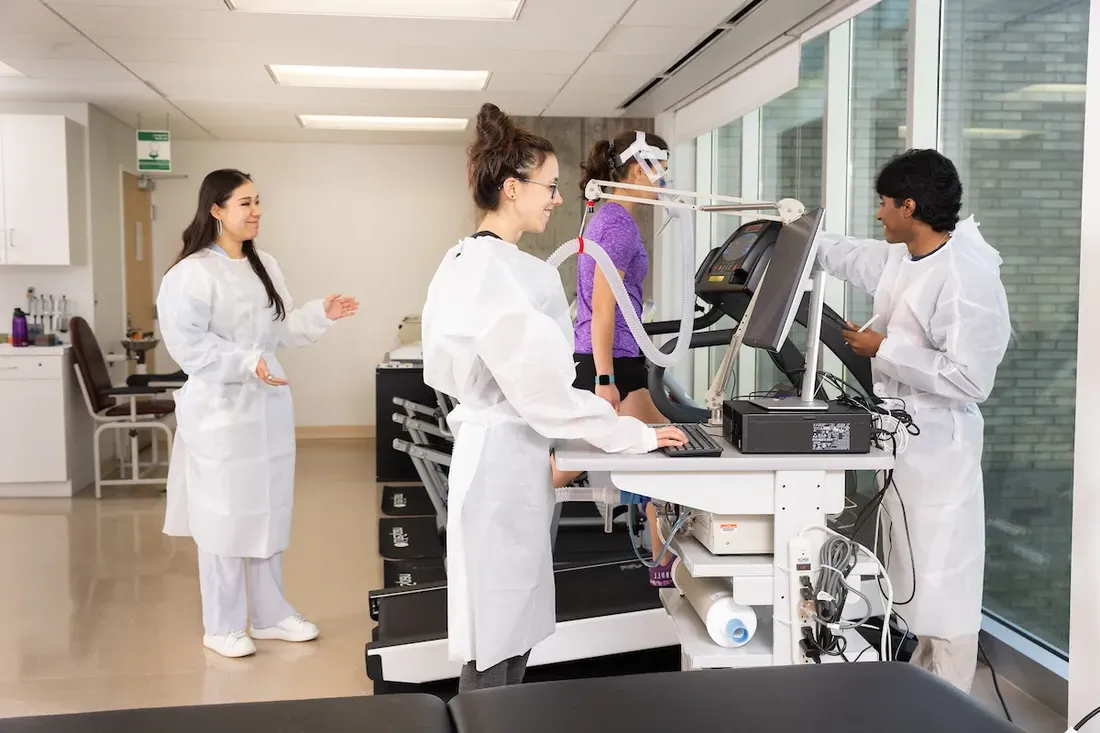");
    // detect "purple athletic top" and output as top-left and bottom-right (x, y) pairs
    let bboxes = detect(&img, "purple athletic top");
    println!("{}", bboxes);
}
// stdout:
(574, 202), (647, 358)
